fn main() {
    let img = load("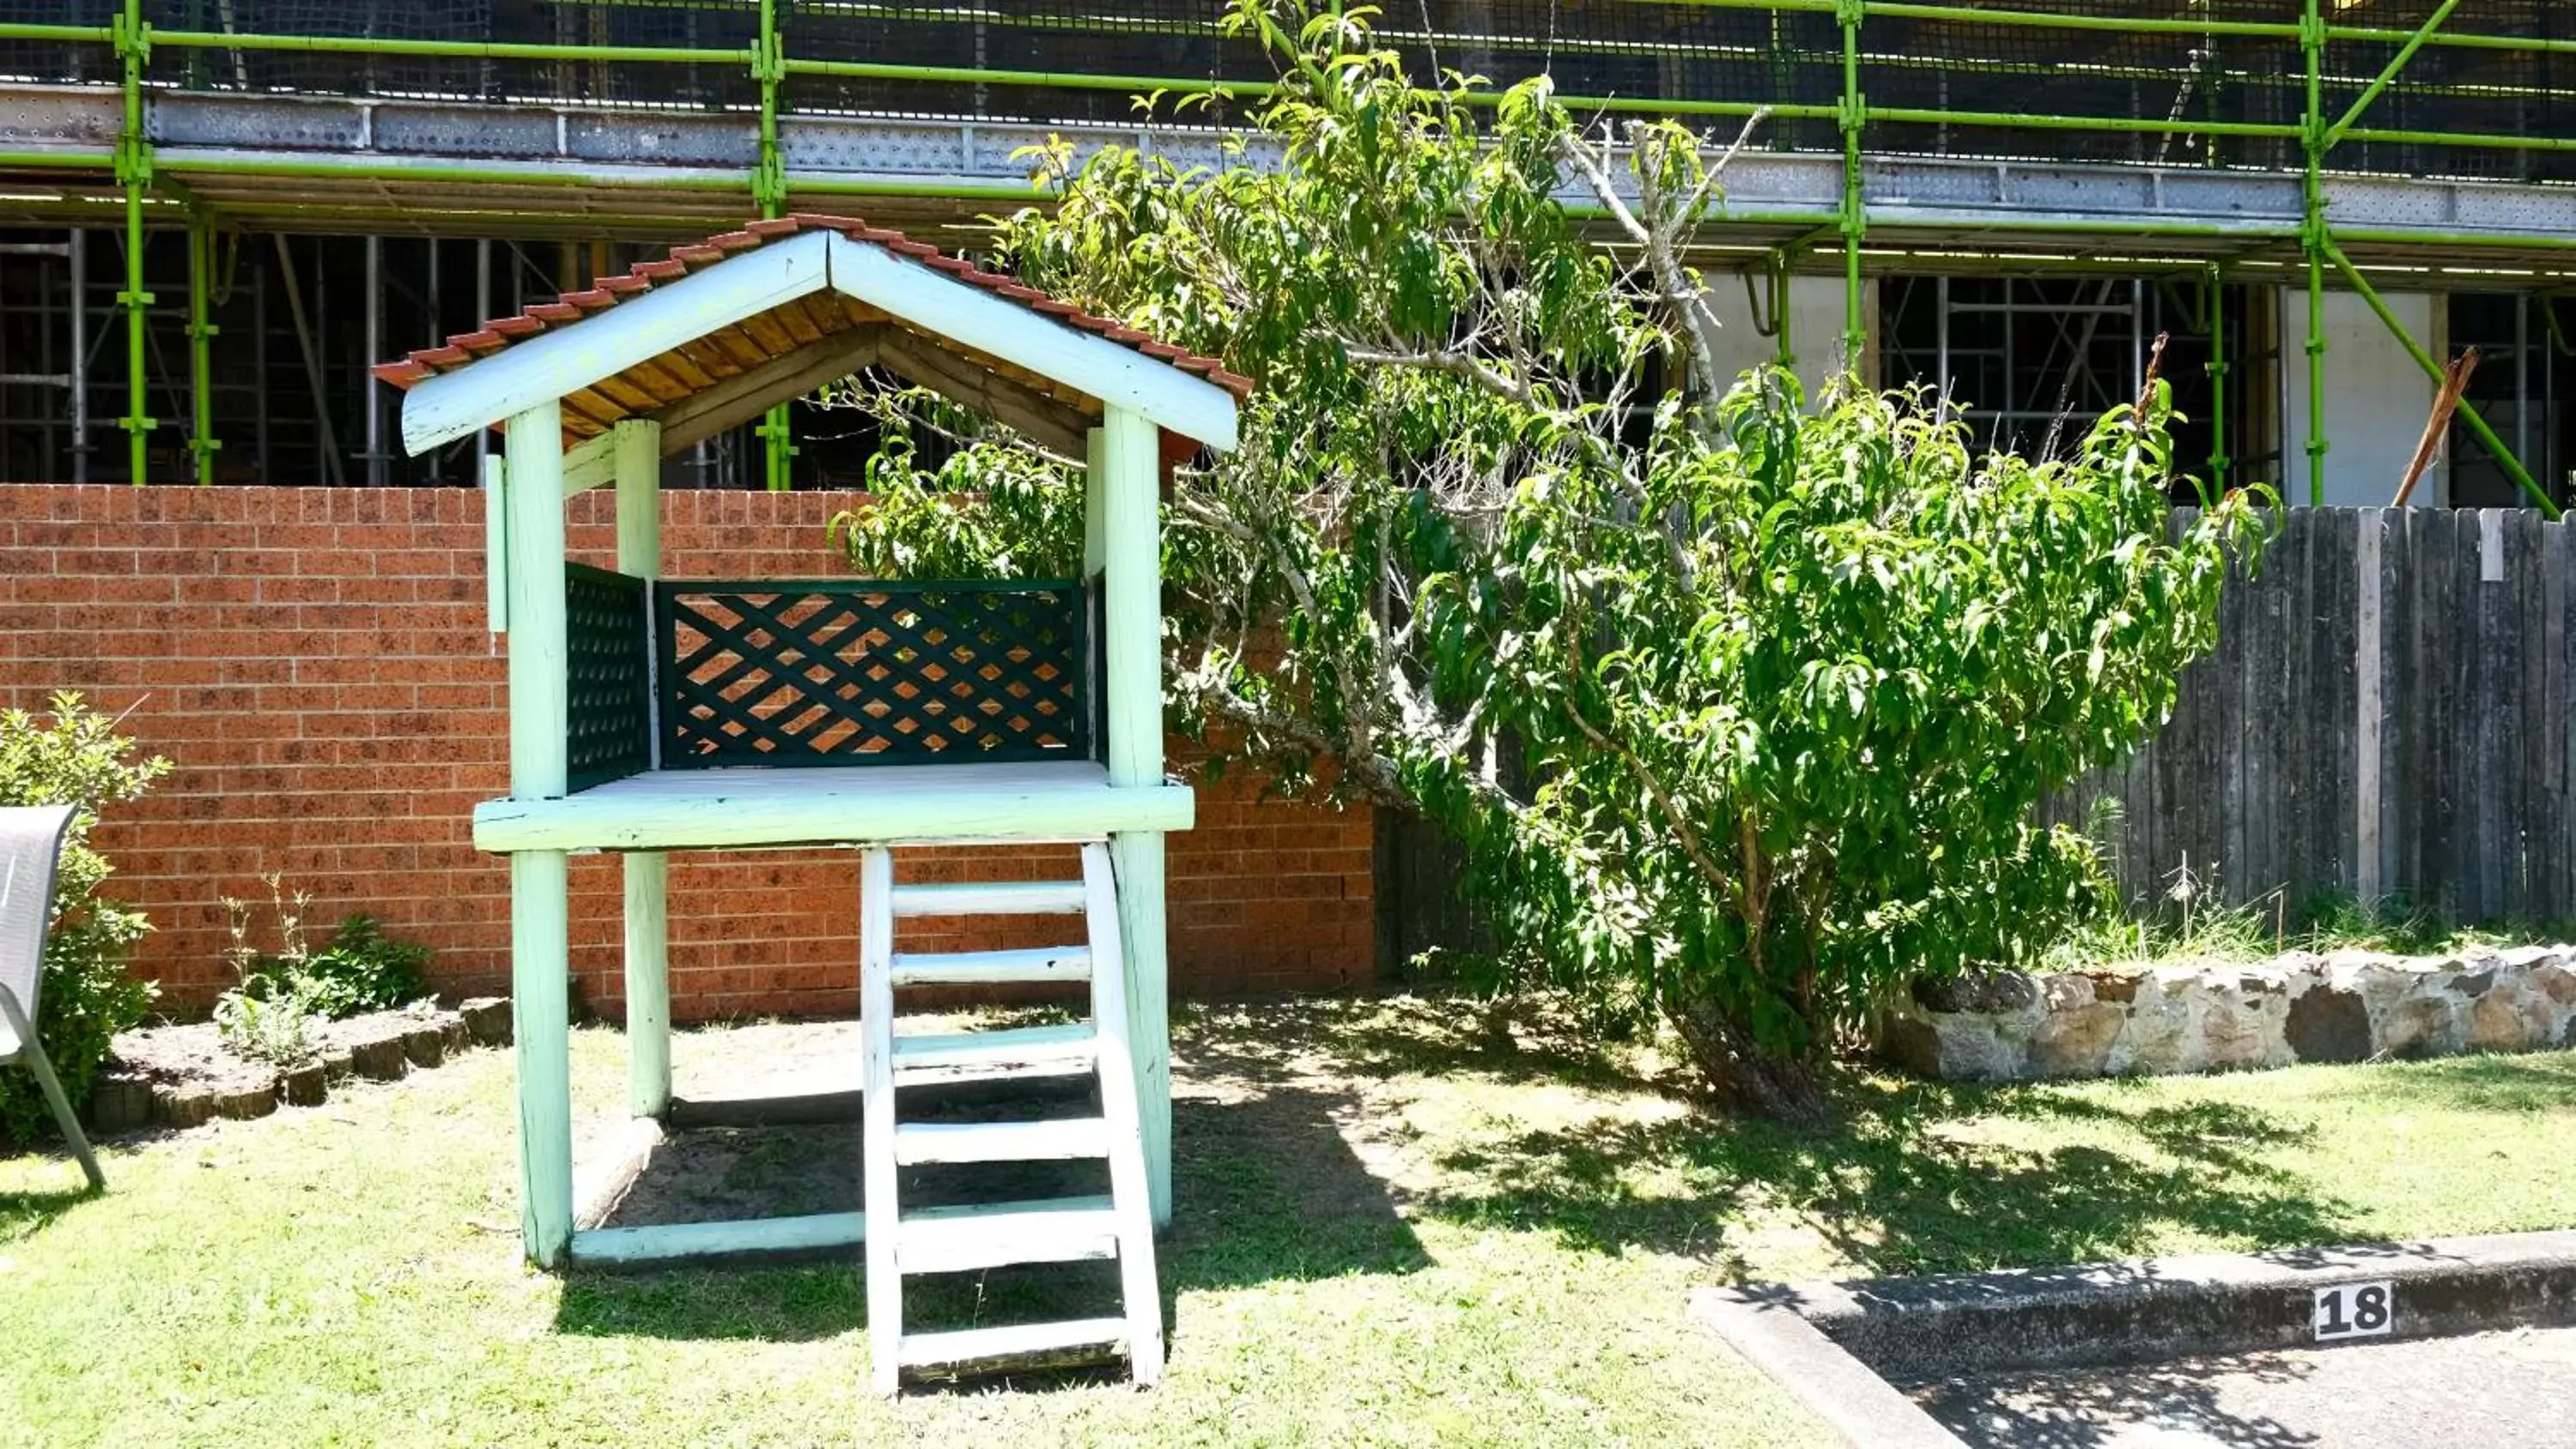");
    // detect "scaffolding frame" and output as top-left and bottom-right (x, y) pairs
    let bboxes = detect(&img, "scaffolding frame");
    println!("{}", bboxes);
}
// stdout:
(0, 2), (2571, 506)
